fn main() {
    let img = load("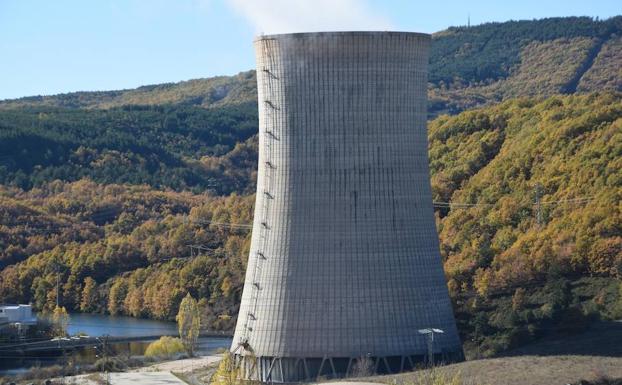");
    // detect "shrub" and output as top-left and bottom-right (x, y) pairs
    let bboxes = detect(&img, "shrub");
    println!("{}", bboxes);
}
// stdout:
(211, 351), (261, 385)
(144, 336), (185, 359)
(94, 357), (125, 372)
(407, 369), (467, 385)
(351, 356), (375, 377)
(211, 352), (241, 385)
